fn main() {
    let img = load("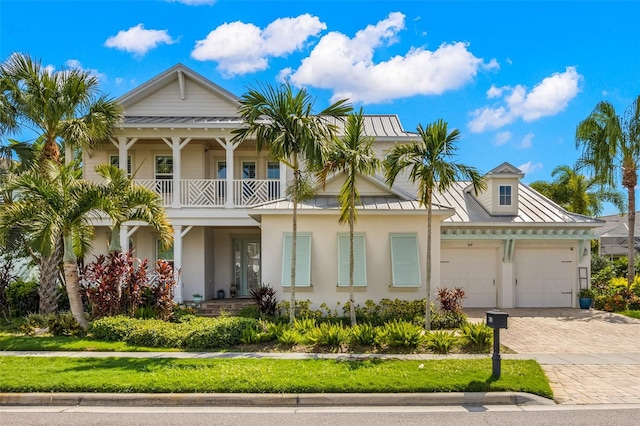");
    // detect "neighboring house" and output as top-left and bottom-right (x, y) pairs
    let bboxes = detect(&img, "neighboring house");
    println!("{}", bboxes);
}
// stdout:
(595, 212), (640, 259)
(84, 64), (603, 309)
